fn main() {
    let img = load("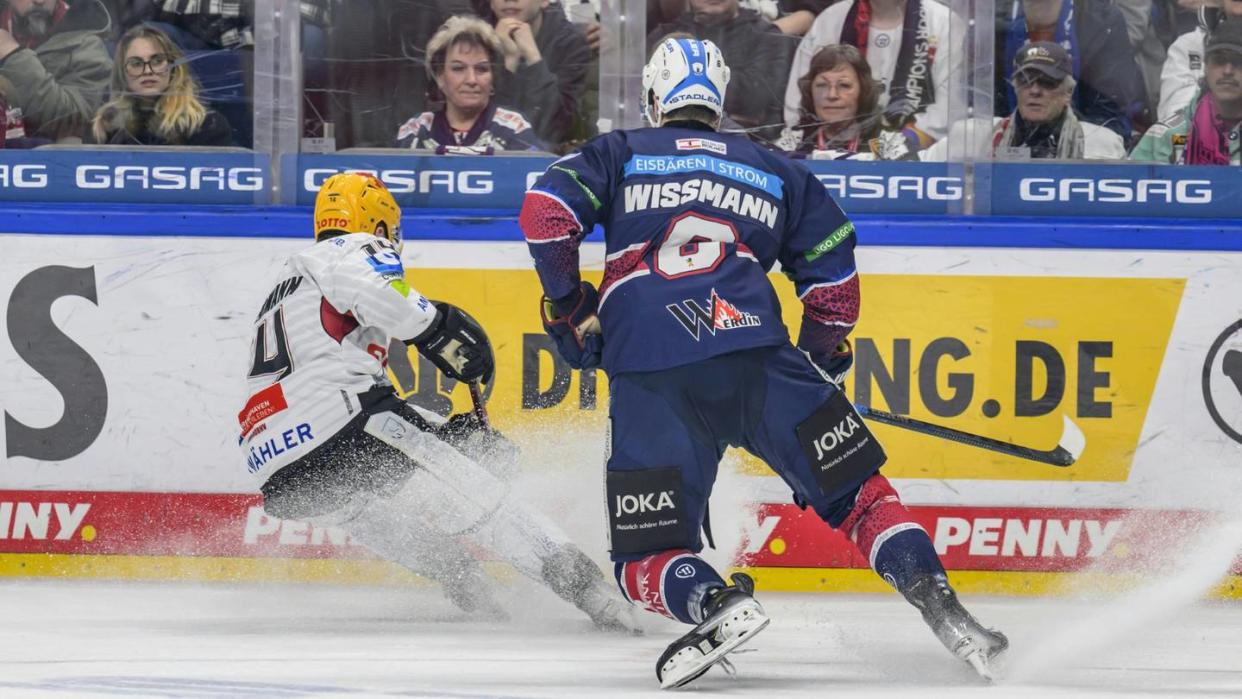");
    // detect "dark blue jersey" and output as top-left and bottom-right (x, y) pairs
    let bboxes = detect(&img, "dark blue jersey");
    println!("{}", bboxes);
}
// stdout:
(521, 123), (860, 375)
